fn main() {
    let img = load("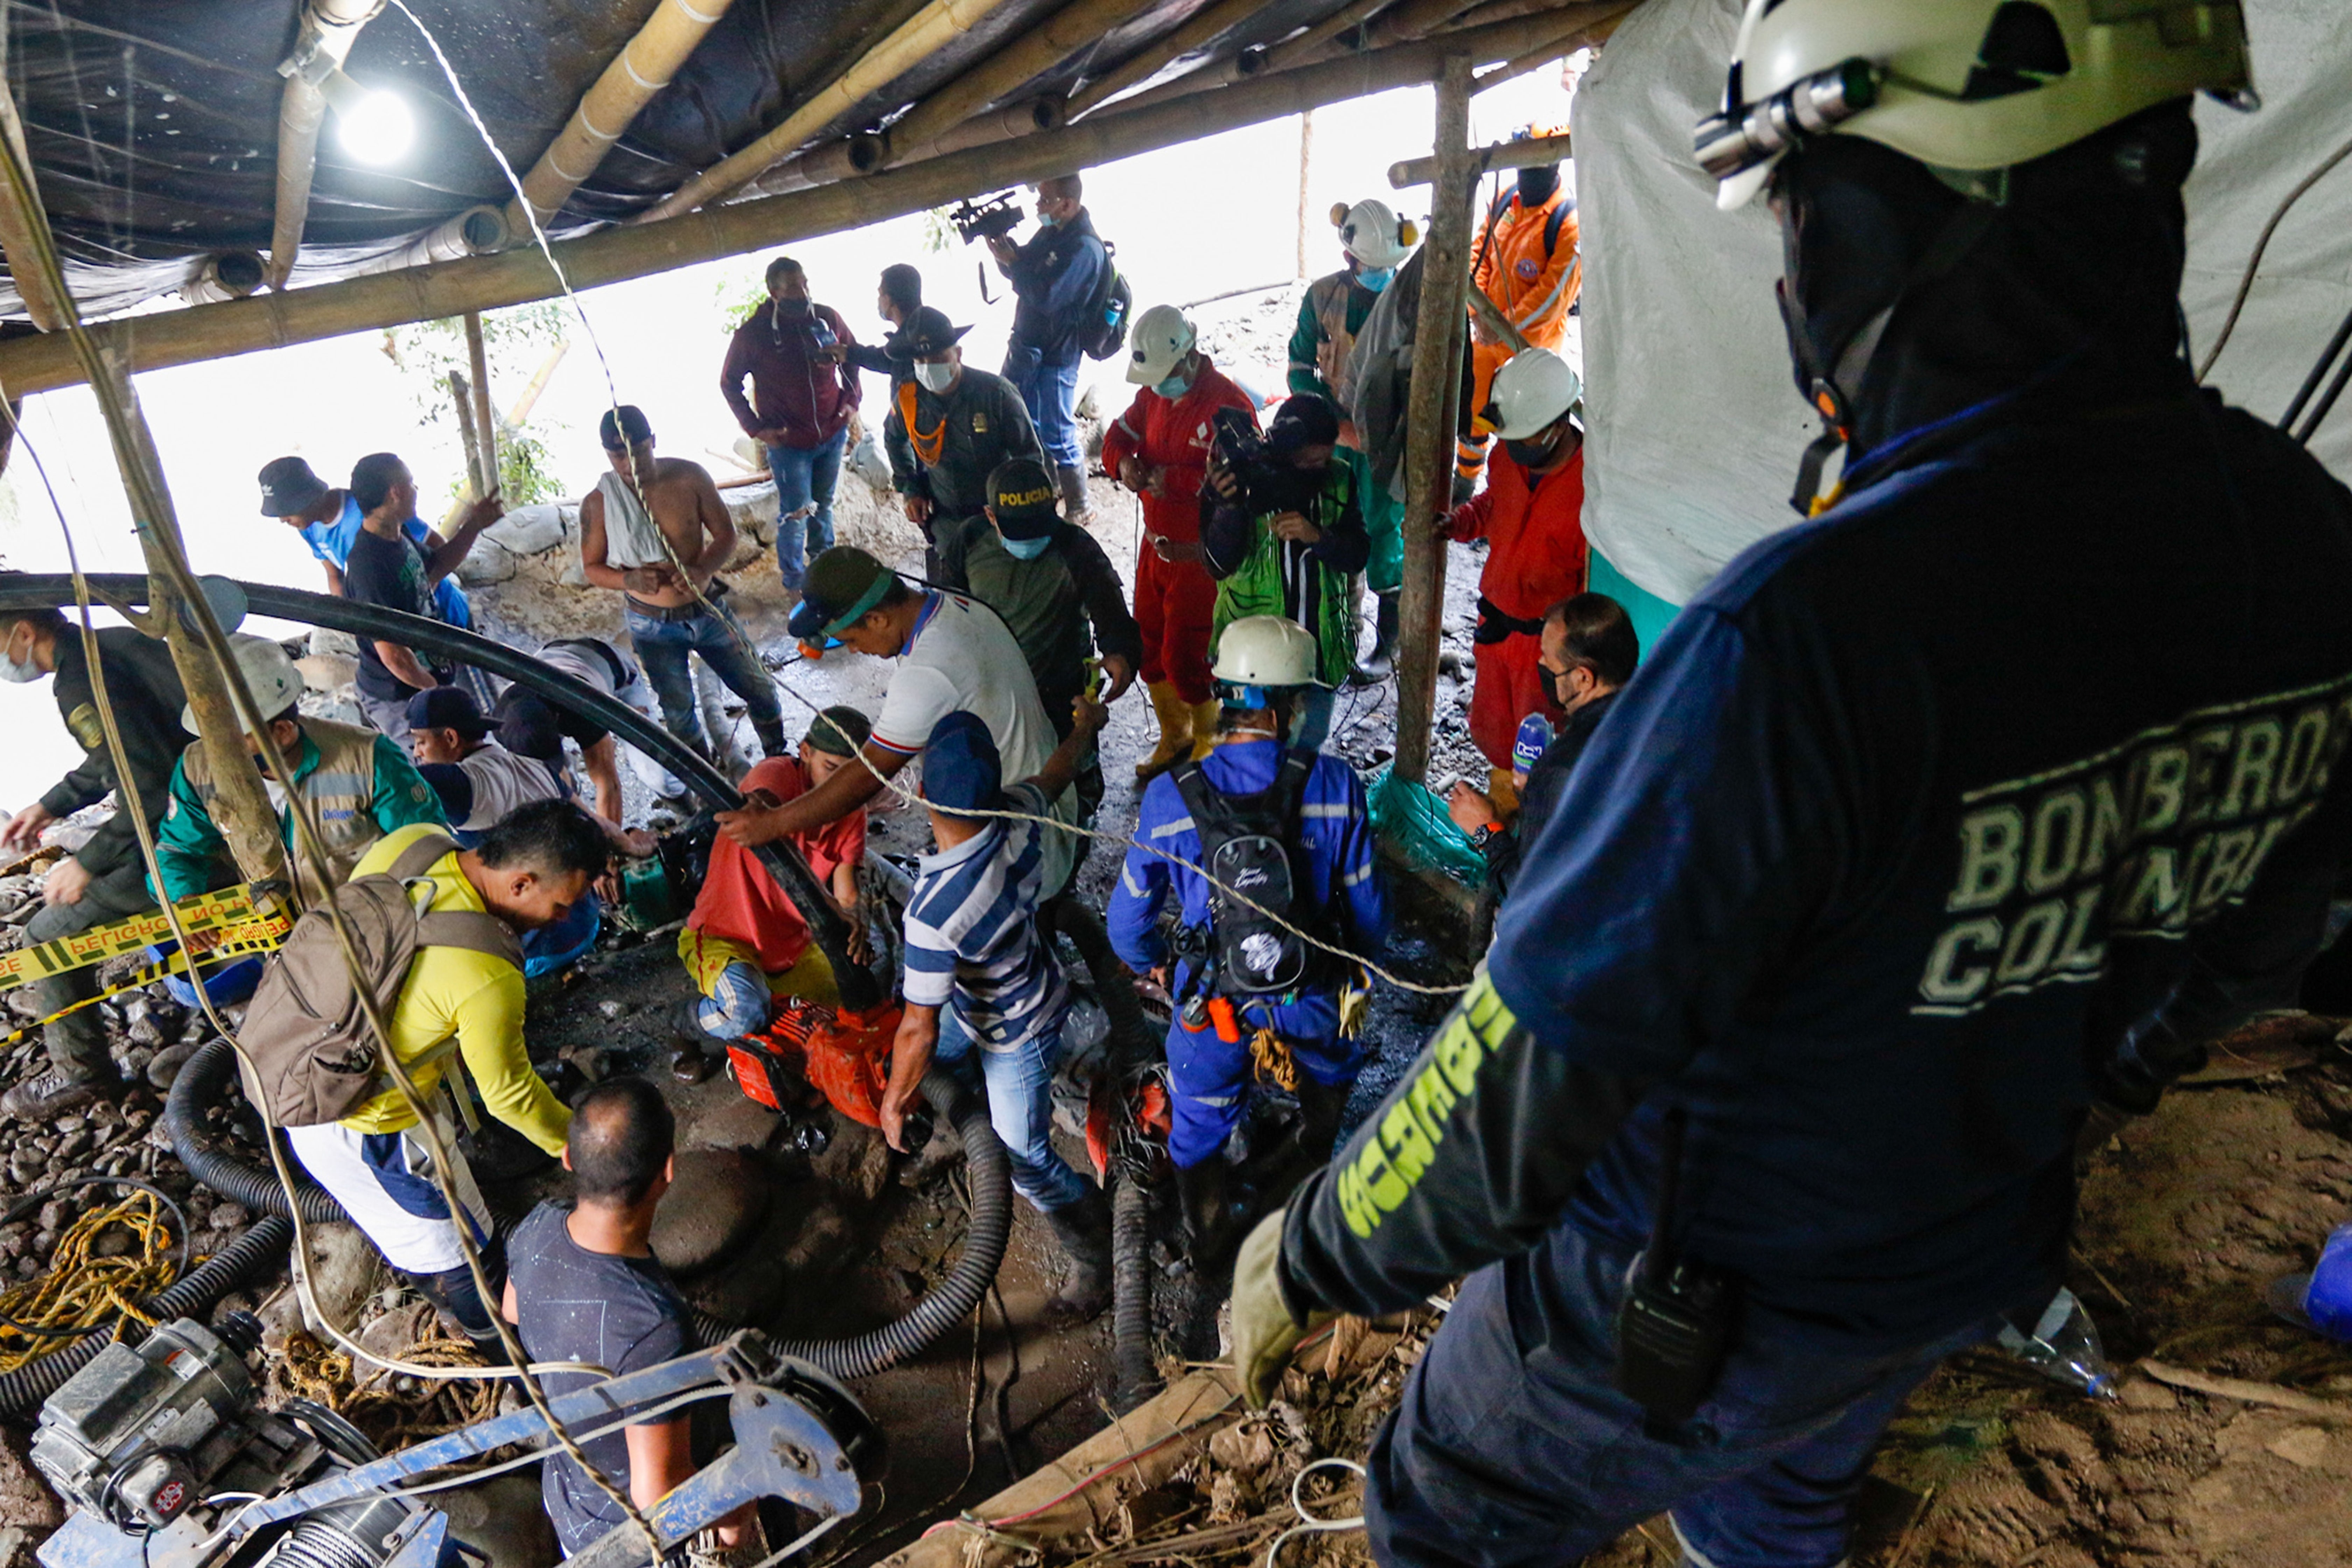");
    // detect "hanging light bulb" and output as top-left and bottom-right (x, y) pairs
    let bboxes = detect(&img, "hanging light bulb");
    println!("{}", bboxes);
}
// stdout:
(318, 67), (413, 164)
